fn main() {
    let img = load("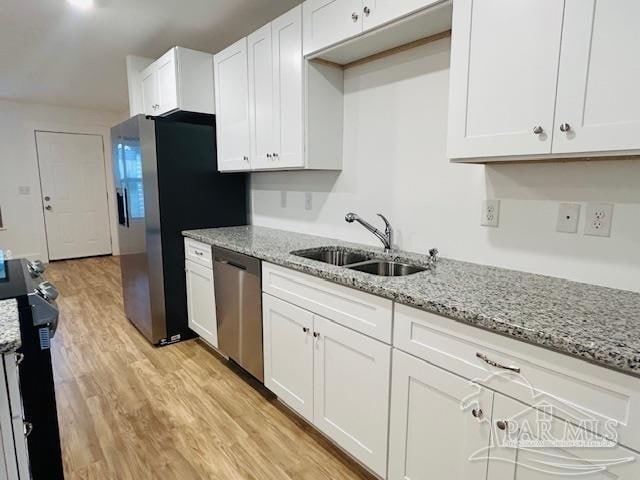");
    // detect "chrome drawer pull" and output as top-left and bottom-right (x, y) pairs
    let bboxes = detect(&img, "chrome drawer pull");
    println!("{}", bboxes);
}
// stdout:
(476, 352), (521, 374)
